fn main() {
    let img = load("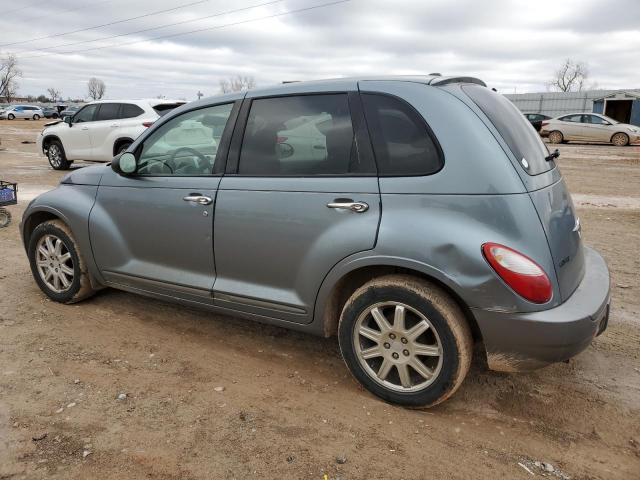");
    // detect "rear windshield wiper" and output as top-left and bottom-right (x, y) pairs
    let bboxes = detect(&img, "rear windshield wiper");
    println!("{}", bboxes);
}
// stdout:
(545, 149), (560, 162)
